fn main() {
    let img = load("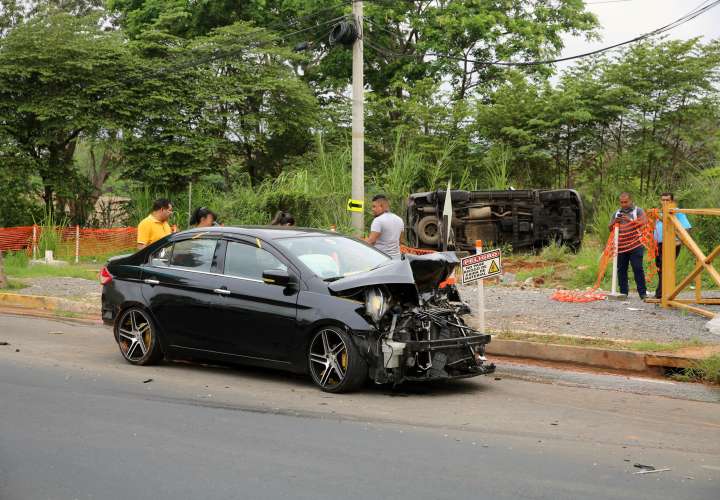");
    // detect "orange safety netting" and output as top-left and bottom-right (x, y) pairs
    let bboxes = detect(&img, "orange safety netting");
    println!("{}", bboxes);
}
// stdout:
(0, 225), (137, 259)
(0, 226), (34, 252)
(551, 209), (660, 303)
(400, 244), (436, 255)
